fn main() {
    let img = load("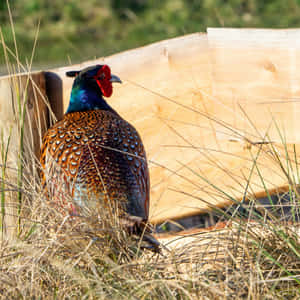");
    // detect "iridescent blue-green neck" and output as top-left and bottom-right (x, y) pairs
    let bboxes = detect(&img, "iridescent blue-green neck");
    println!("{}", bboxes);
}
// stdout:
(66, 82), (112, 113)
